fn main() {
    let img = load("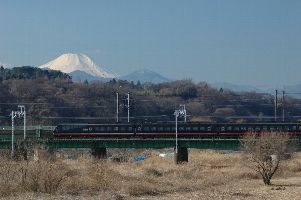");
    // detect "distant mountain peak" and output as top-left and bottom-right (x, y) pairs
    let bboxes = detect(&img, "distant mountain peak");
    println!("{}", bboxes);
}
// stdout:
(120, 69), (171, 83)
(131, 69), (159, 75)
(210, 82), (263, 93)
(39, 53), (115, 78)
